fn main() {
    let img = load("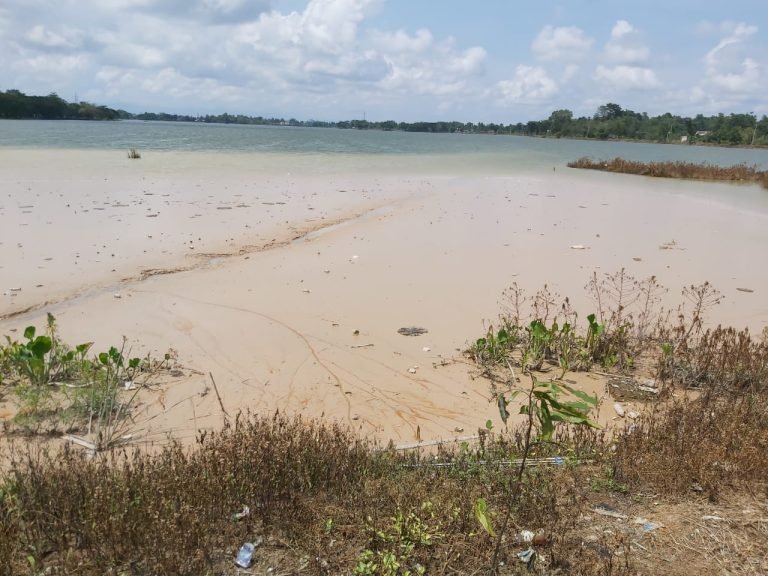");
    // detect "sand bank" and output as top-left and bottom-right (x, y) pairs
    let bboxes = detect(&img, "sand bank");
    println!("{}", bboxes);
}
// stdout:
(1, 149), (767, 444)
